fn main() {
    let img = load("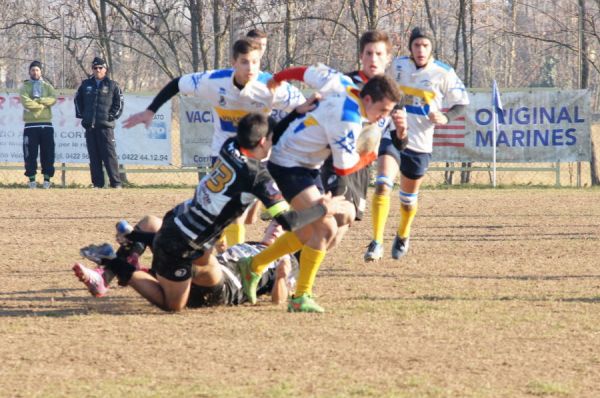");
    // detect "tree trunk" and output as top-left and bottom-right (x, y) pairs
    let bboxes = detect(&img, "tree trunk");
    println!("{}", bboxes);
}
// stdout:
(284, 1), (296, 67)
